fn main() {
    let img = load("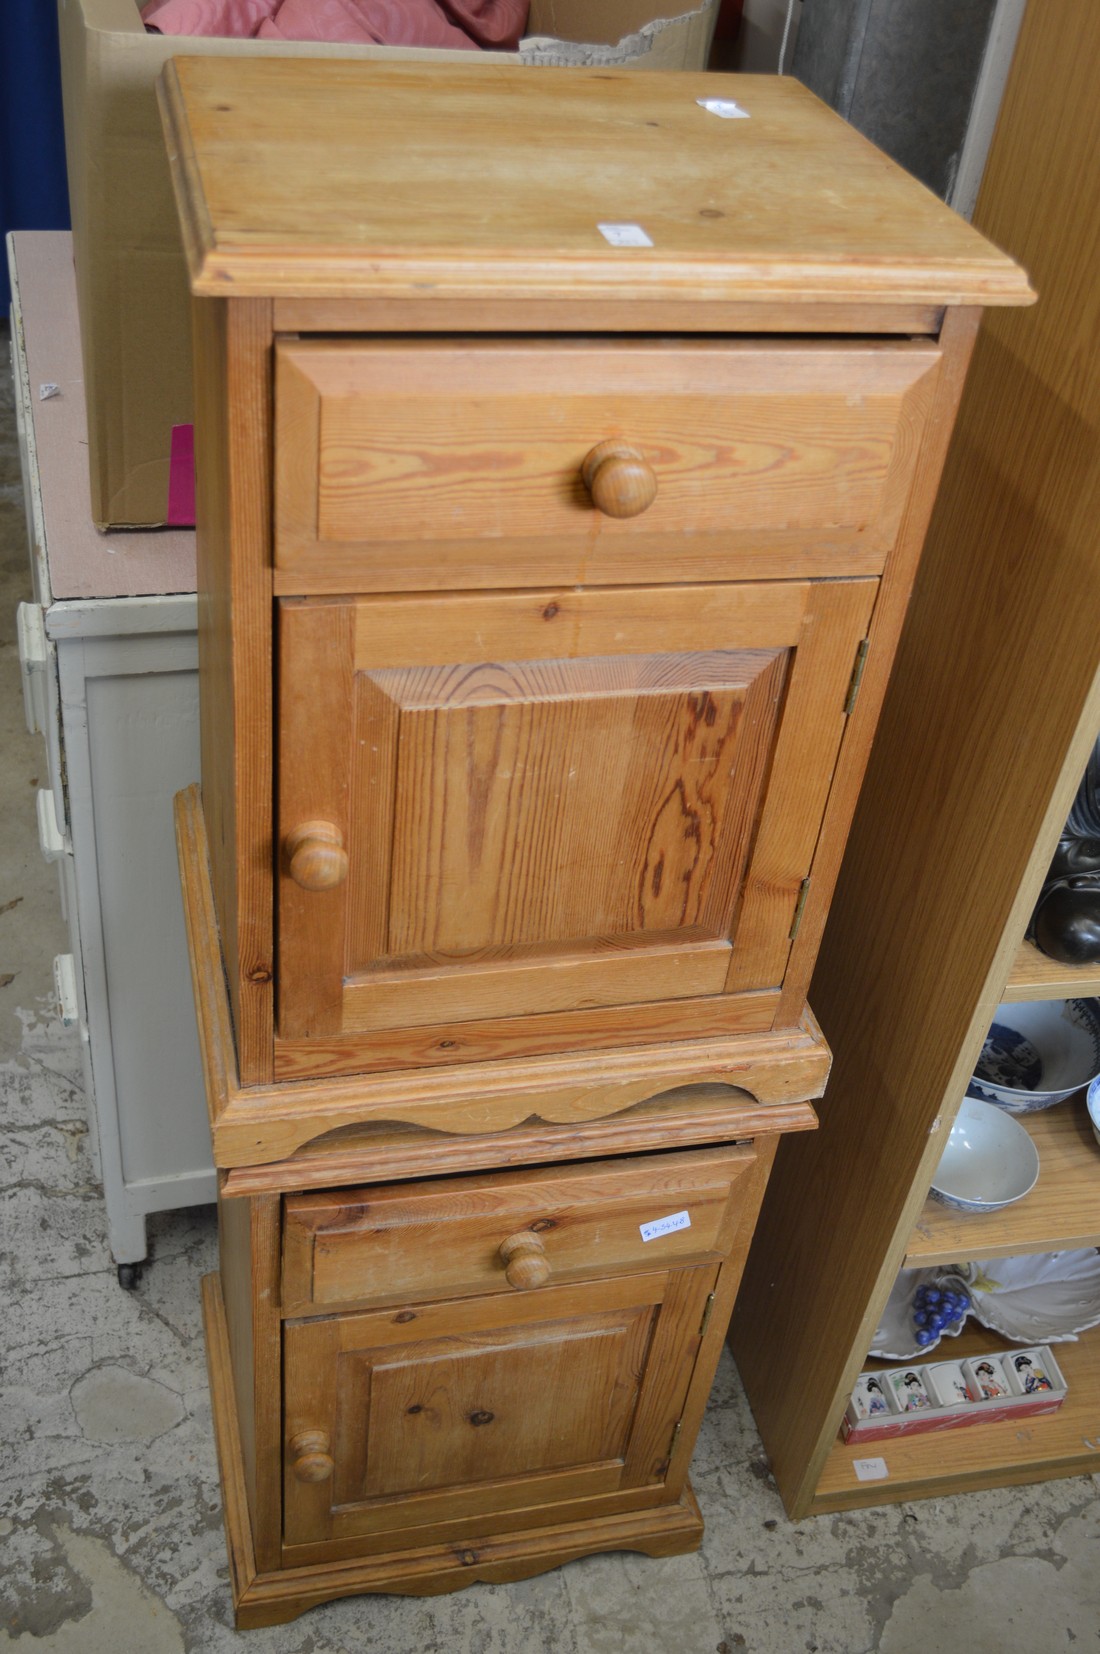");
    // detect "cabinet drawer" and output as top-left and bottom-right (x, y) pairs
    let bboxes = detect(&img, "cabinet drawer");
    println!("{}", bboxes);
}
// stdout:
(274, 337), (940, 593)
(281, 1144), (756, 1315)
